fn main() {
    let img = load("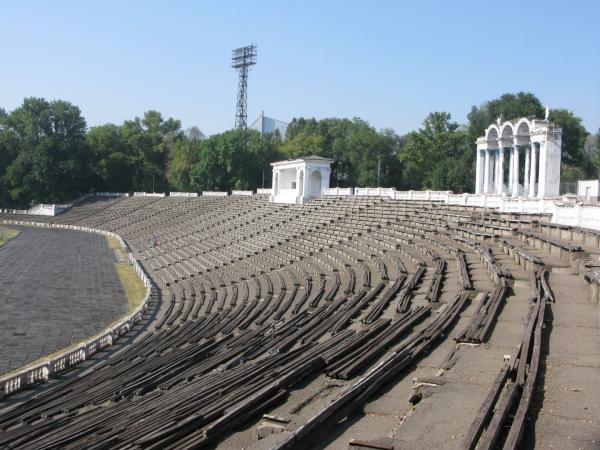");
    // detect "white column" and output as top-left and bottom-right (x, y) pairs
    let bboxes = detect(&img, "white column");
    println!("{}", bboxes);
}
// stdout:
(529, 143), (538, 197)
(512, 145), (520, 197)
(508, 148), (514, 195)
(497, 147), (504, 194)
(537, 141), (547, 198)
(299, 167), (310, 197)
(493, 150), (499, 191)
(524, 146), (531, 195)
(483, 150), (490, 194)
(475, 150), (482, 194)
(492, 151), (498, 192)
